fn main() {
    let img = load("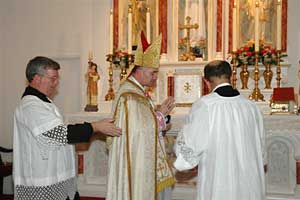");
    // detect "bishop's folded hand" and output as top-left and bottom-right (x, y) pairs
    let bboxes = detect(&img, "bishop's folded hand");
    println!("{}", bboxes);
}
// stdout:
(158, 96), (175, 116)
